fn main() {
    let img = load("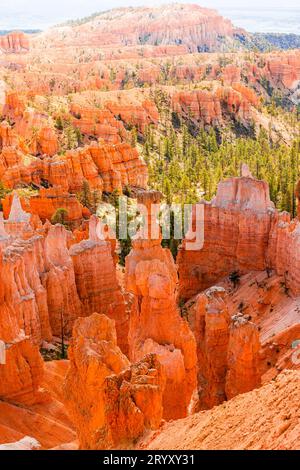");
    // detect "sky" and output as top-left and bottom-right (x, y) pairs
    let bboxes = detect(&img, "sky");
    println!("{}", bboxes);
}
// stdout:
(0, 0), (300, 32)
